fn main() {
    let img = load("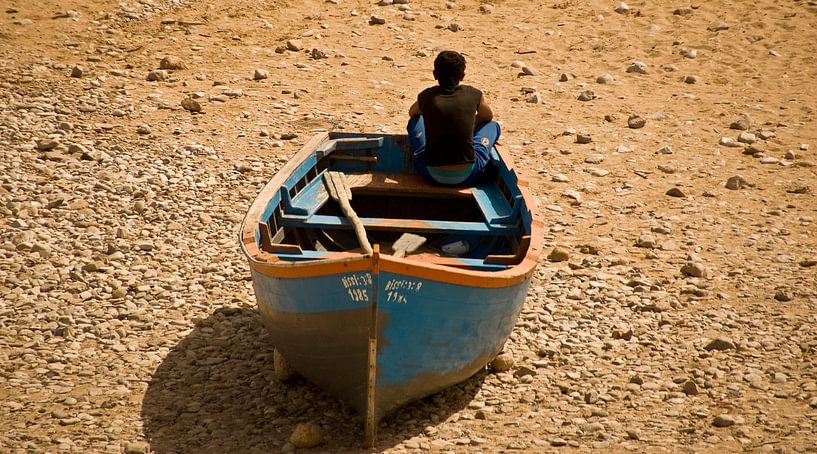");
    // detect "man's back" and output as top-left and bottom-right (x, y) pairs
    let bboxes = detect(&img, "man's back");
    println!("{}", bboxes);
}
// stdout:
(417, 84), (482, 167)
